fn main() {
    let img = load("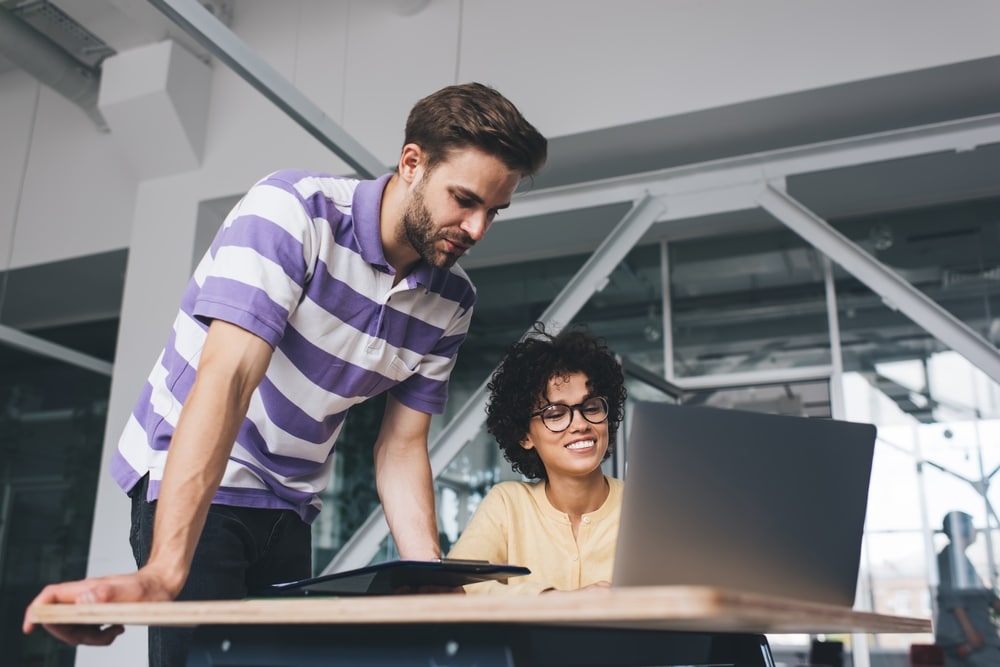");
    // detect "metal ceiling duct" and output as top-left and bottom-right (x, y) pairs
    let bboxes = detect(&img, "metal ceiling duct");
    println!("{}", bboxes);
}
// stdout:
(0, 3), (108, 130)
